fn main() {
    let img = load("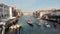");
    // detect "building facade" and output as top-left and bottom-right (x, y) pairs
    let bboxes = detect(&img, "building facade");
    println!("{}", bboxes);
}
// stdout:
(0, 3), (19, 21)
(0, 3), (23, 21)
(0, 3), (10, 19)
